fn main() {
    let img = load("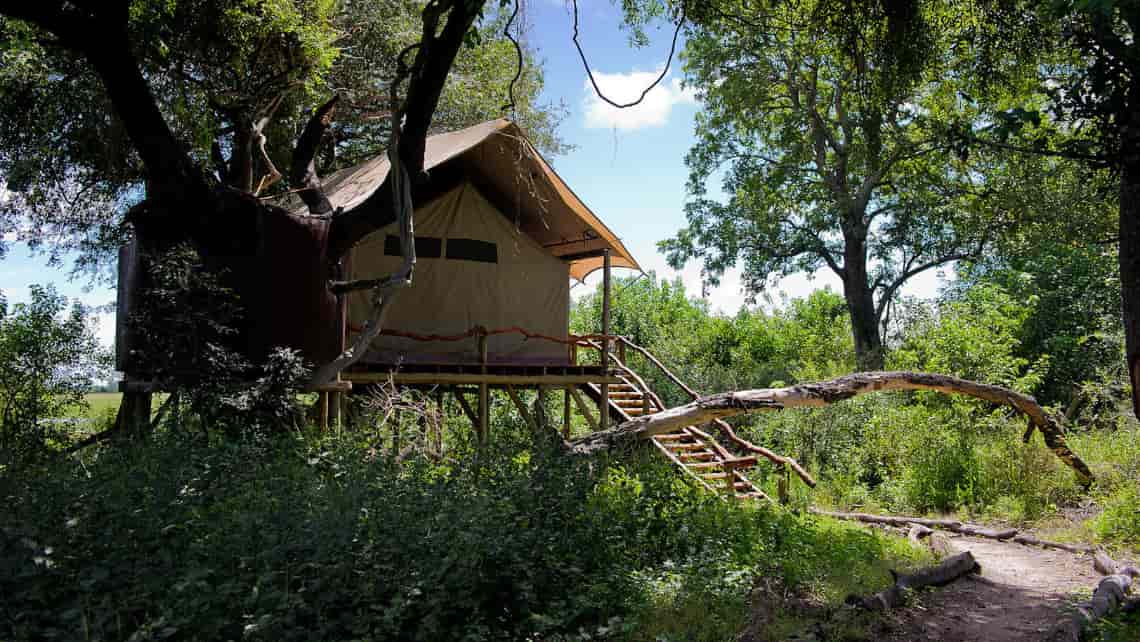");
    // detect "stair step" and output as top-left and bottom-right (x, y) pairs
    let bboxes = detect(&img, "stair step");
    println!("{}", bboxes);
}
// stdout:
(686, 461), (725, 469)
(610, 392), (642, 399)
(678, 452), (714, 461)
(735, 492), (768, 500)
(615, 399), (646, 406)
(653, 433), (689, 441)
(670, 443), (707, 451)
